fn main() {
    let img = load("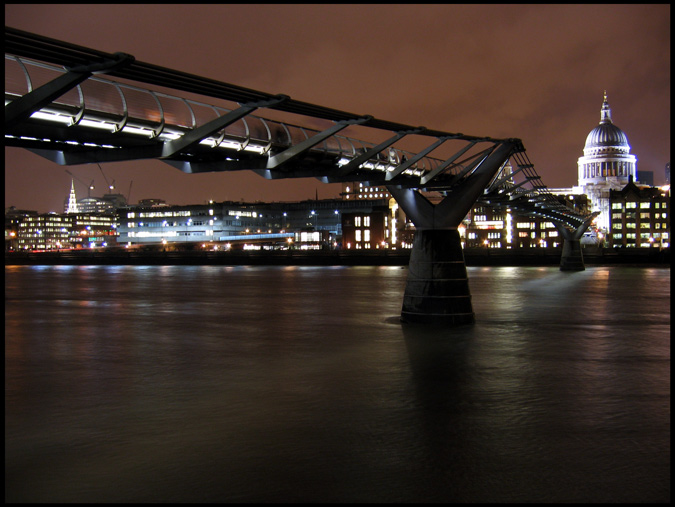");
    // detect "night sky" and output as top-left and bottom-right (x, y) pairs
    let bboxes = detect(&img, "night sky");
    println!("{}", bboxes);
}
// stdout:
(5, 4), (670, 213)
